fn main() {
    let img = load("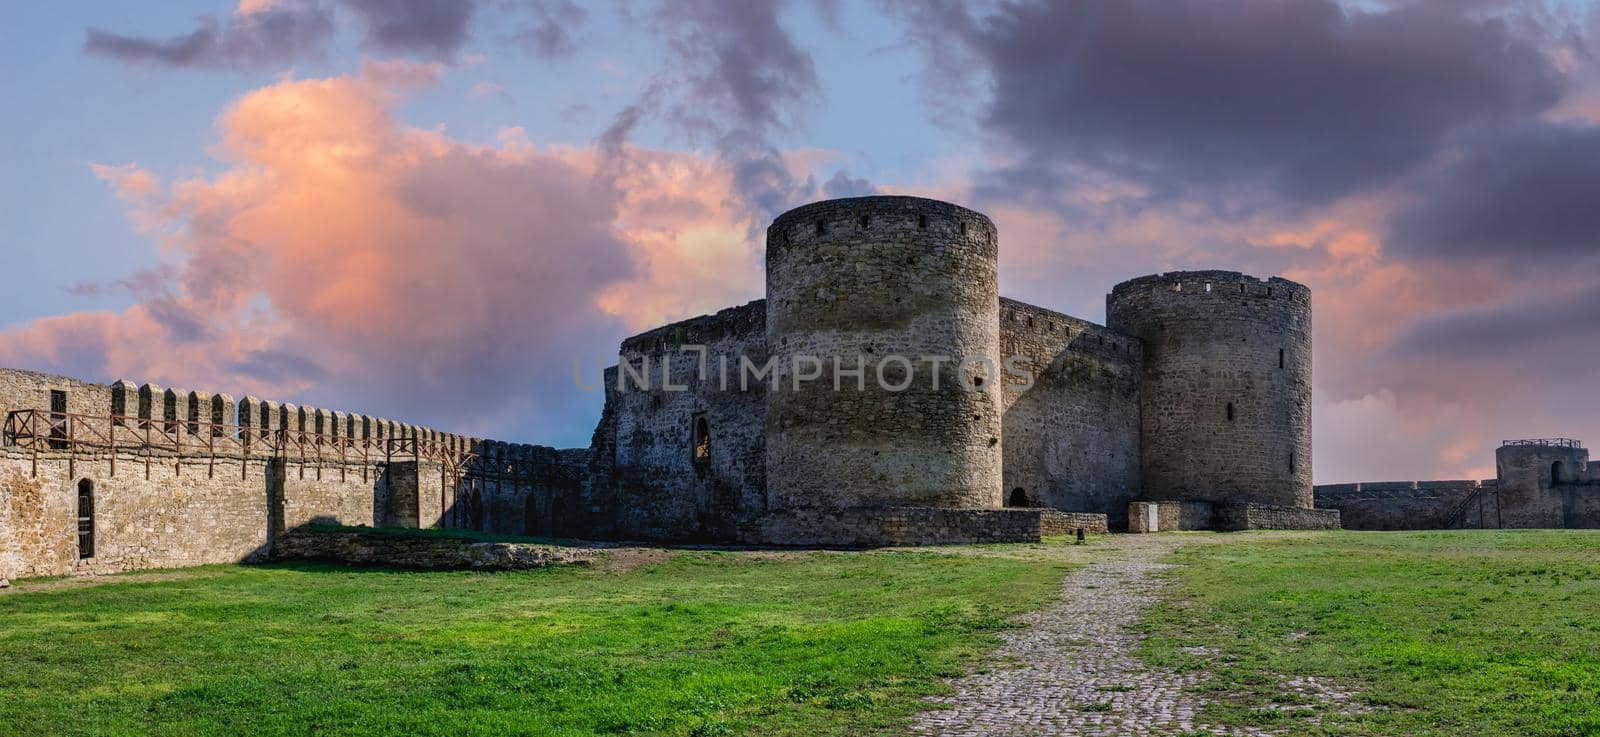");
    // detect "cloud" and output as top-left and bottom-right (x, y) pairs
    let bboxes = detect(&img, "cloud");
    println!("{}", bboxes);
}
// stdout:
(633, 0), (855, 222)
(892, 0), (1566, 207)
(0, 72), (766, 444)
(84, 0), (336, 69)
(1388, 123), (1600, 267)
(510, 0), (587, 60)
(84, 0), (479, 70)
(359, 57), (447, 89)
(342, 0), (476, 59)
